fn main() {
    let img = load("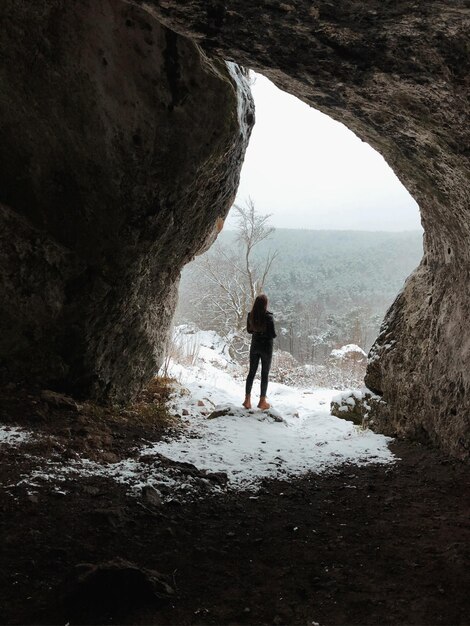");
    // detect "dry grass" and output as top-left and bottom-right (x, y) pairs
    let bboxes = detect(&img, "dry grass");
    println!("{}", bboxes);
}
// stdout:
(79, 376), (179, 431)
(137, 376), (175, 404)
(125, 375), (179, 429)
